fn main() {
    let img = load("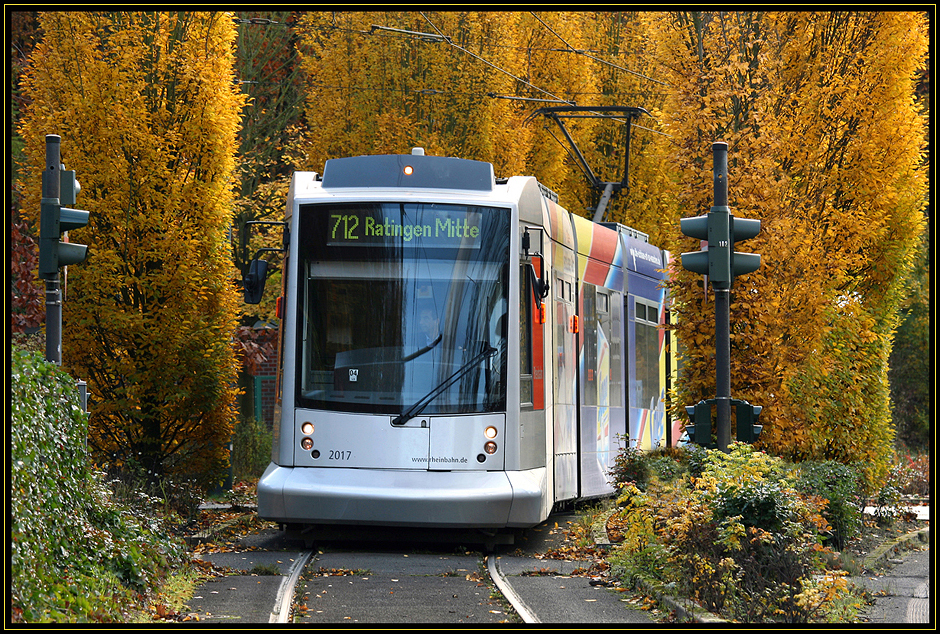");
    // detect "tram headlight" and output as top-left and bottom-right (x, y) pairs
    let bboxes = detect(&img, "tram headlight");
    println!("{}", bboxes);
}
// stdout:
(301, 422), (314, 435)
(484, 441), (497, 455)
(484, 426), (498, 439)
(301, 437), (313, 451)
